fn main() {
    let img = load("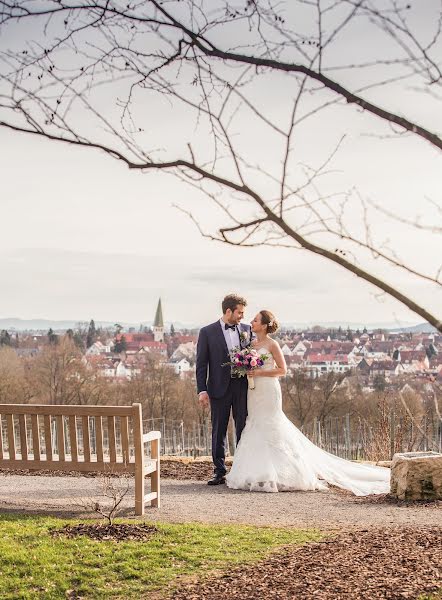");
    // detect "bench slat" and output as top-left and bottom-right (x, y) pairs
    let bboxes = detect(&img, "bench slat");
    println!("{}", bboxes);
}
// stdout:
(31, 415), (40, 461)
(56, 415), (65, 461)
(18, 414), (28, 461)
(108, 416), (116, 464)
(69, 416), (78, 463)
(82, 416), (91, 463)
(44, 415), (53, 461)
(121, 416), (130, 466)
(6, 414), (15, 460)
(95, 416), (103, 463)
